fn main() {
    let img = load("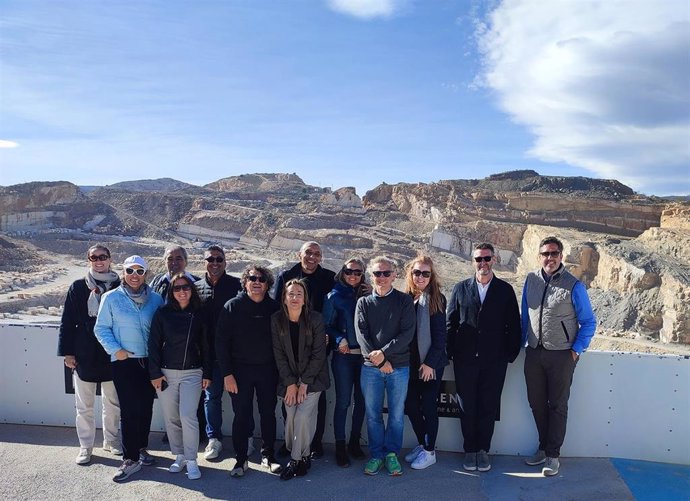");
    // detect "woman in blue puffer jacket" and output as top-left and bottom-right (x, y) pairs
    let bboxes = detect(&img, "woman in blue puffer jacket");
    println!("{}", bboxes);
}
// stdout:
(322, 257), (370, 468)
